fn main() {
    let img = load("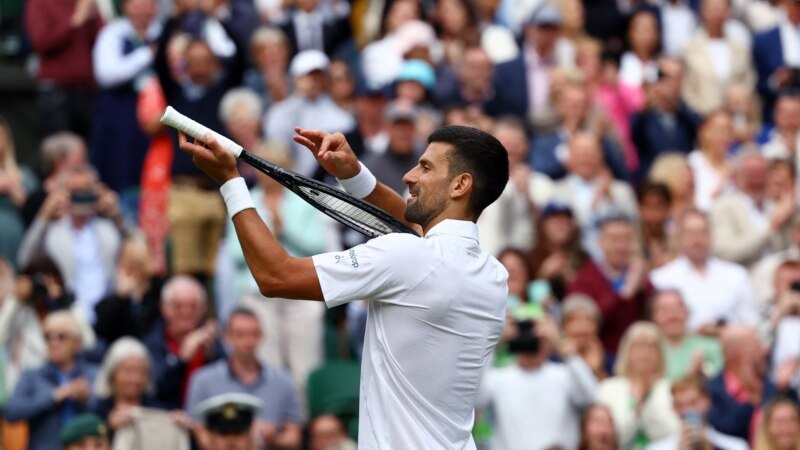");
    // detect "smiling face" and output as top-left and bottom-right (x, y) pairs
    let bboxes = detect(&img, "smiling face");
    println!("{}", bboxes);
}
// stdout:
(402, 142), (454, 229)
